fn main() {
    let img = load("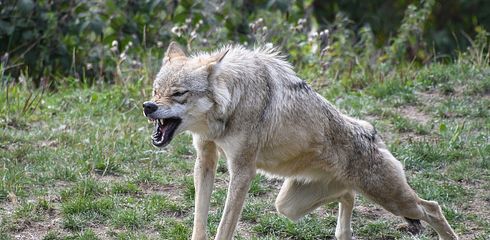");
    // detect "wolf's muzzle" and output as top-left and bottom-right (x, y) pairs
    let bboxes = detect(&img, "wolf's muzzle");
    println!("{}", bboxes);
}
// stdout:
(143, 101), (158, 116)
